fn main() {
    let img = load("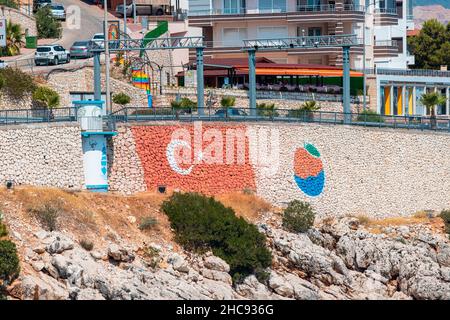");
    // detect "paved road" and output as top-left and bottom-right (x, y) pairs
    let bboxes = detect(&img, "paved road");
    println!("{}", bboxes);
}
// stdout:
(13, 0), (116, 73)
